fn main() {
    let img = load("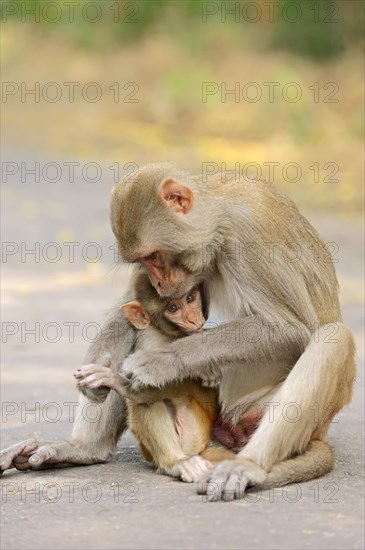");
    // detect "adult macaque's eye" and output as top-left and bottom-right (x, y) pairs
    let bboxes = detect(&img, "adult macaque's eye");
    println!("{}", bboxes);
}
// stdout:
(186, 293), (196, 304)
(144, 252), (158, 262)
(167, 303), (178, 314)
